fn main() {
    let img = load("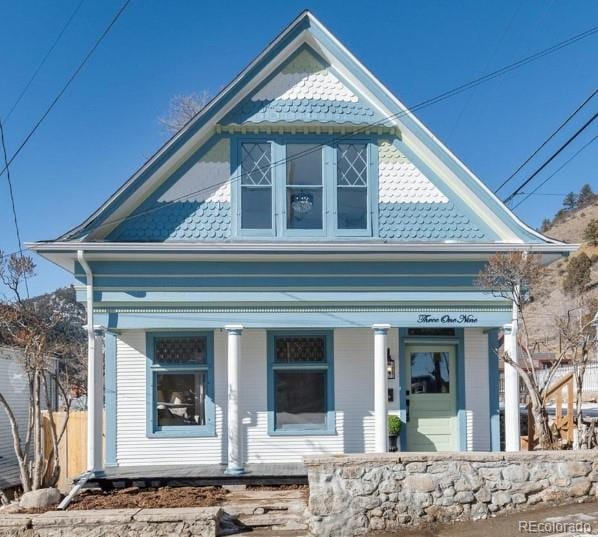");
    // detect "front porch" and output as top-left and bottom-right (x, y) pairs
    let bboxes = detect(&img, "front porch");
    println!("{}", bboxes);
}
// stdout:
(85, 463), (307, 489)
